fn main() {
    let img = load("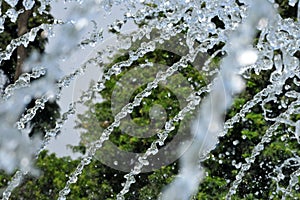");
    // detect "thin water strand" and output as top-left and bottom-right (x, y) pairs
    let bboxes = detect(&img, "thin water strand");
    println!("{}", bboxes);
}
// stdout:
(226, 97), (300, 199)
(57, 41), (212, 199)
(1, 171), (27, 200)
(1, 20), (105, 200)
(0, 23), (54, 65)
(116, 48), (228, 199)
(1, 67), (46, 101)
(0, 0), (101, 193)
(116, 85), (211, 199)
(161, 1), (276, 199)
